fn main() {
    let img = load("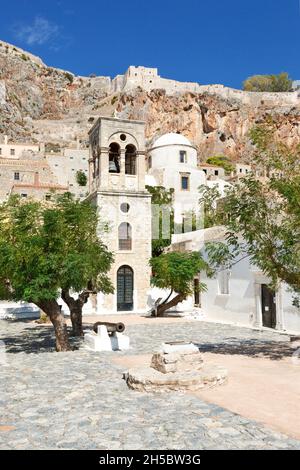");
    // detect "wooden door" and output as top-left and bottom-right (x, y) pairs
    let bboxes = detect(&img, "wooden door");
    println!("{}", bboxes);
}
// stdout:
(117, 266), (134, 311)
(261, 284), (276, 329)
